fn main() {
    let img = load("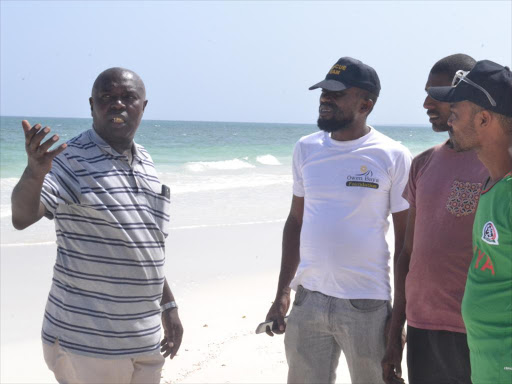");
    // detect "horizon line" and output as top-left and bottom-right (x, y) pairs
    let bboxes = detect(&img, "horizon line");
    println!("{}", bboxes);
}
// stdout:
(0, 115), (430, 128)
